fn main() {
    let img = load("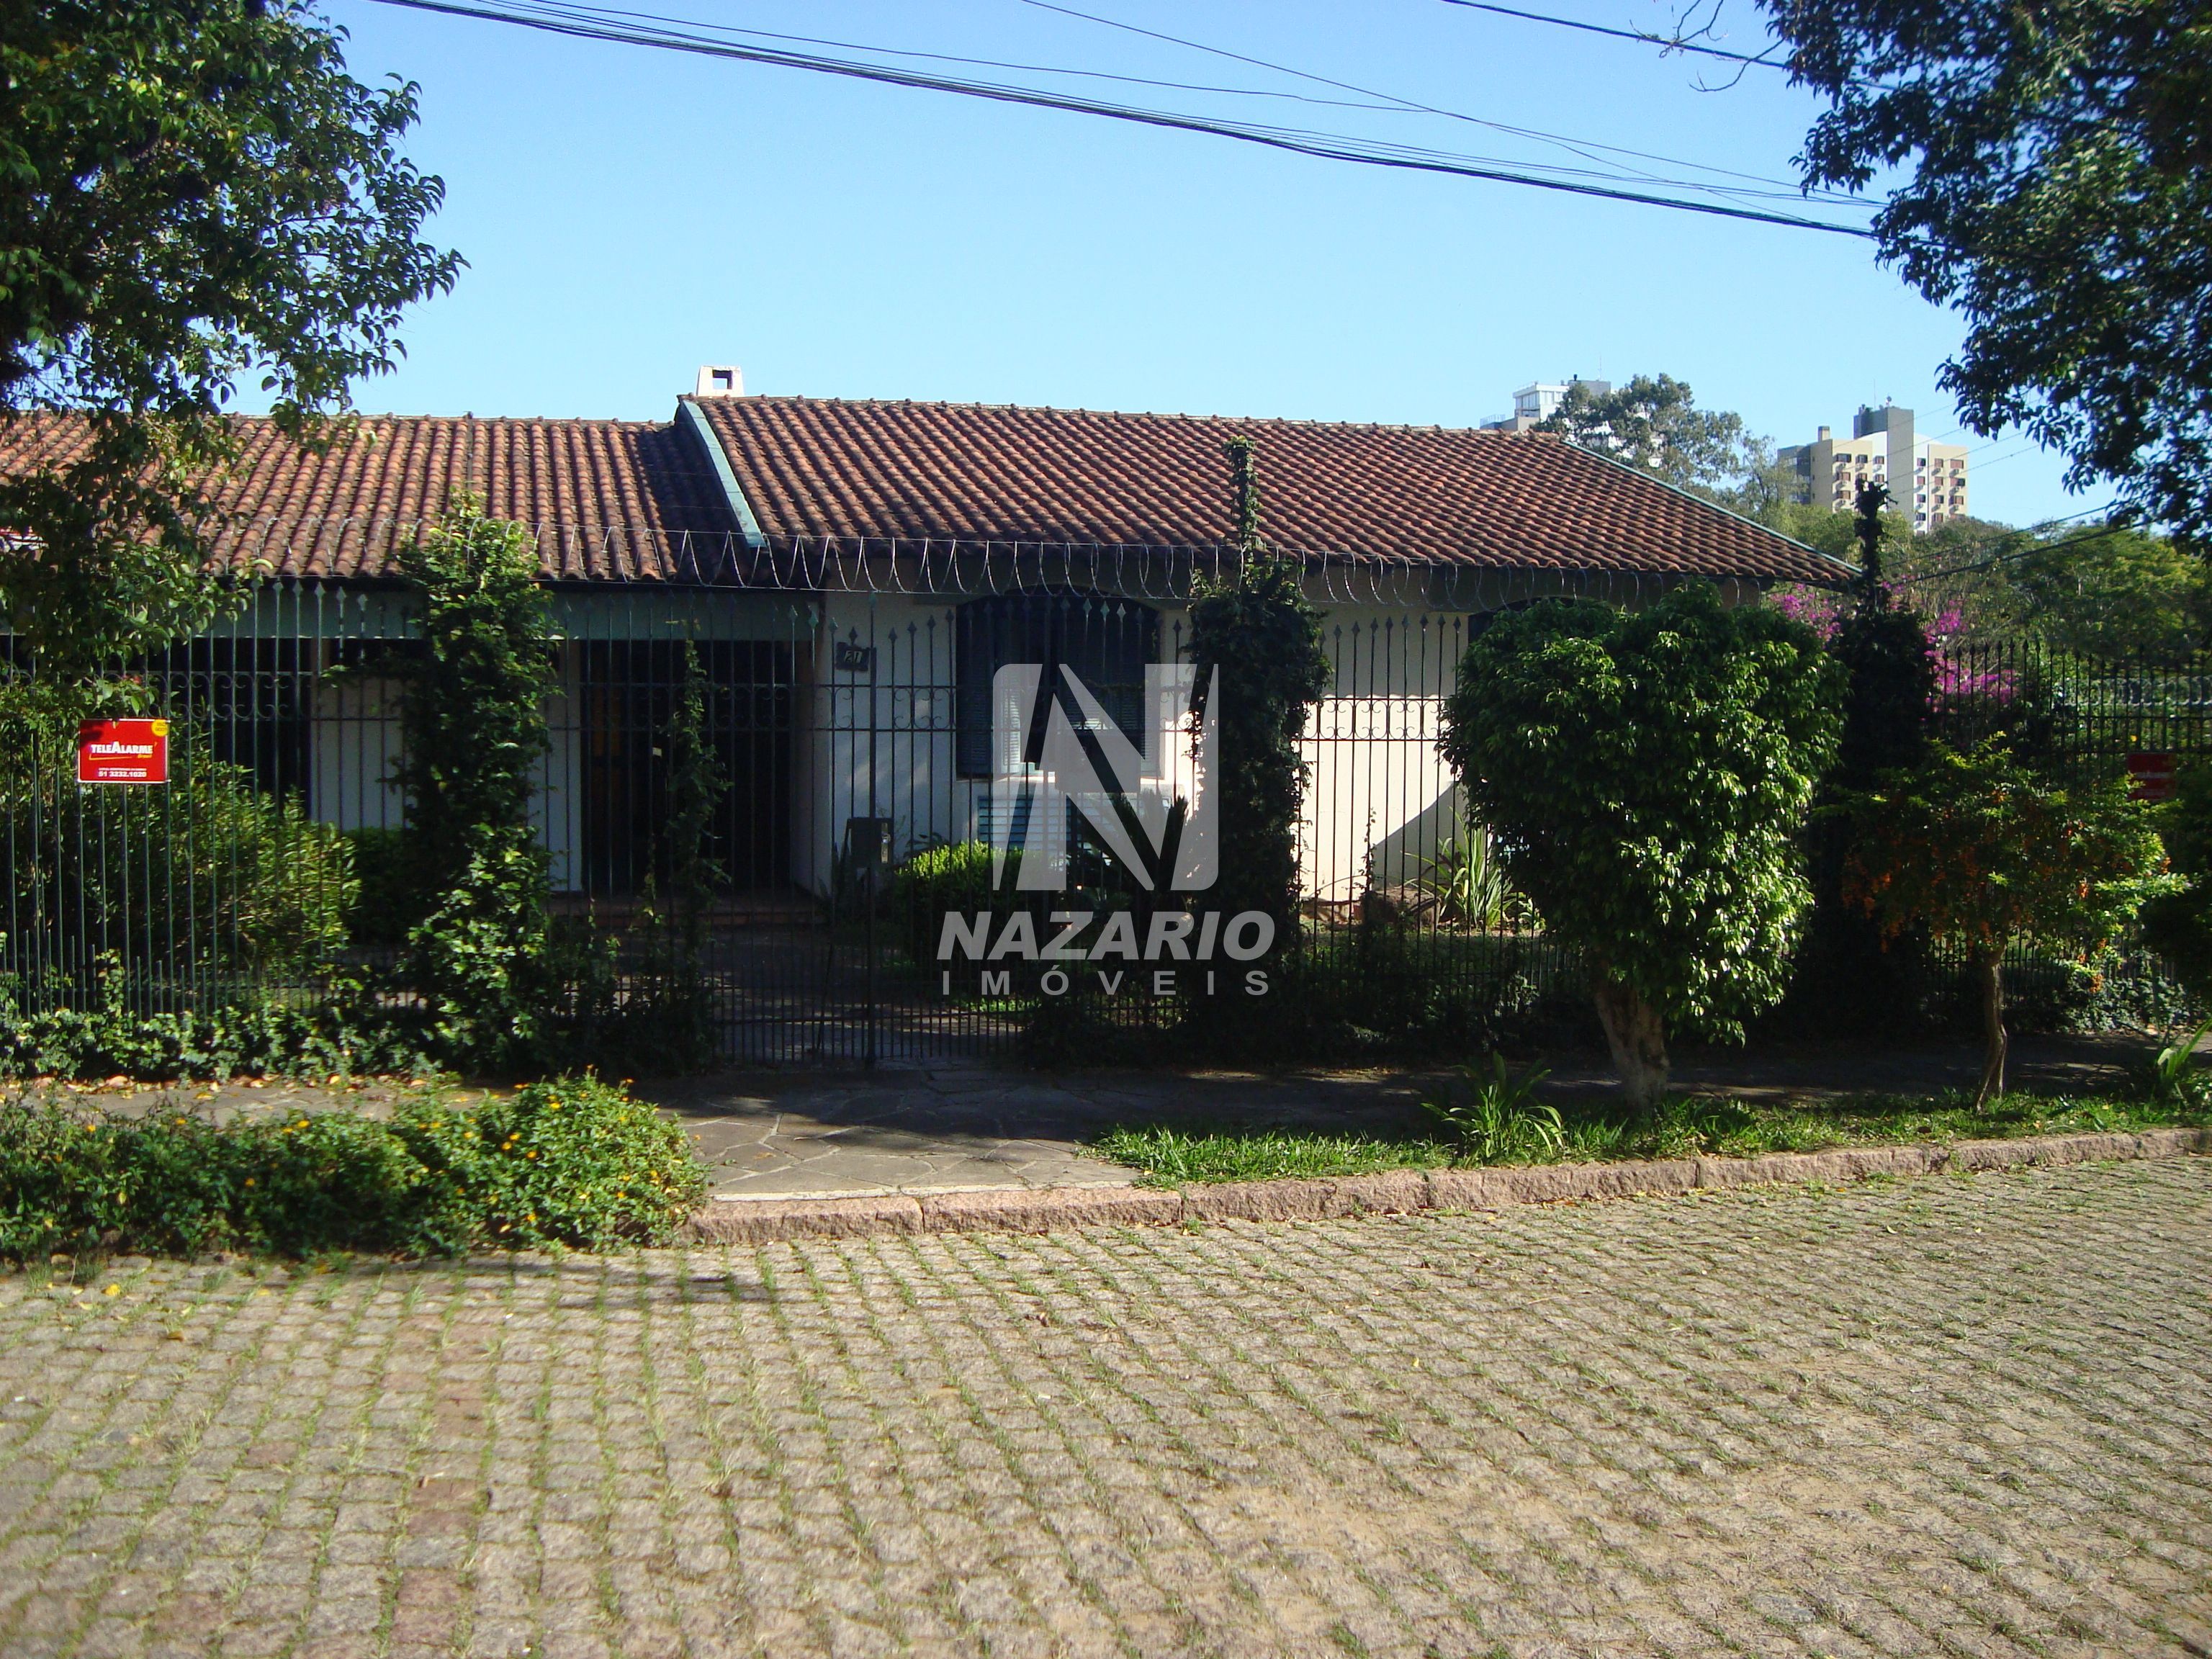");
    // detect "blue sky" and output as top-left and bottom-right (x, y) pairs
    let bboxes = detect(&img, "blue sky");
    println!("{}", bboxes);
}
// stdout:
(320, 0), (2089, 528)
